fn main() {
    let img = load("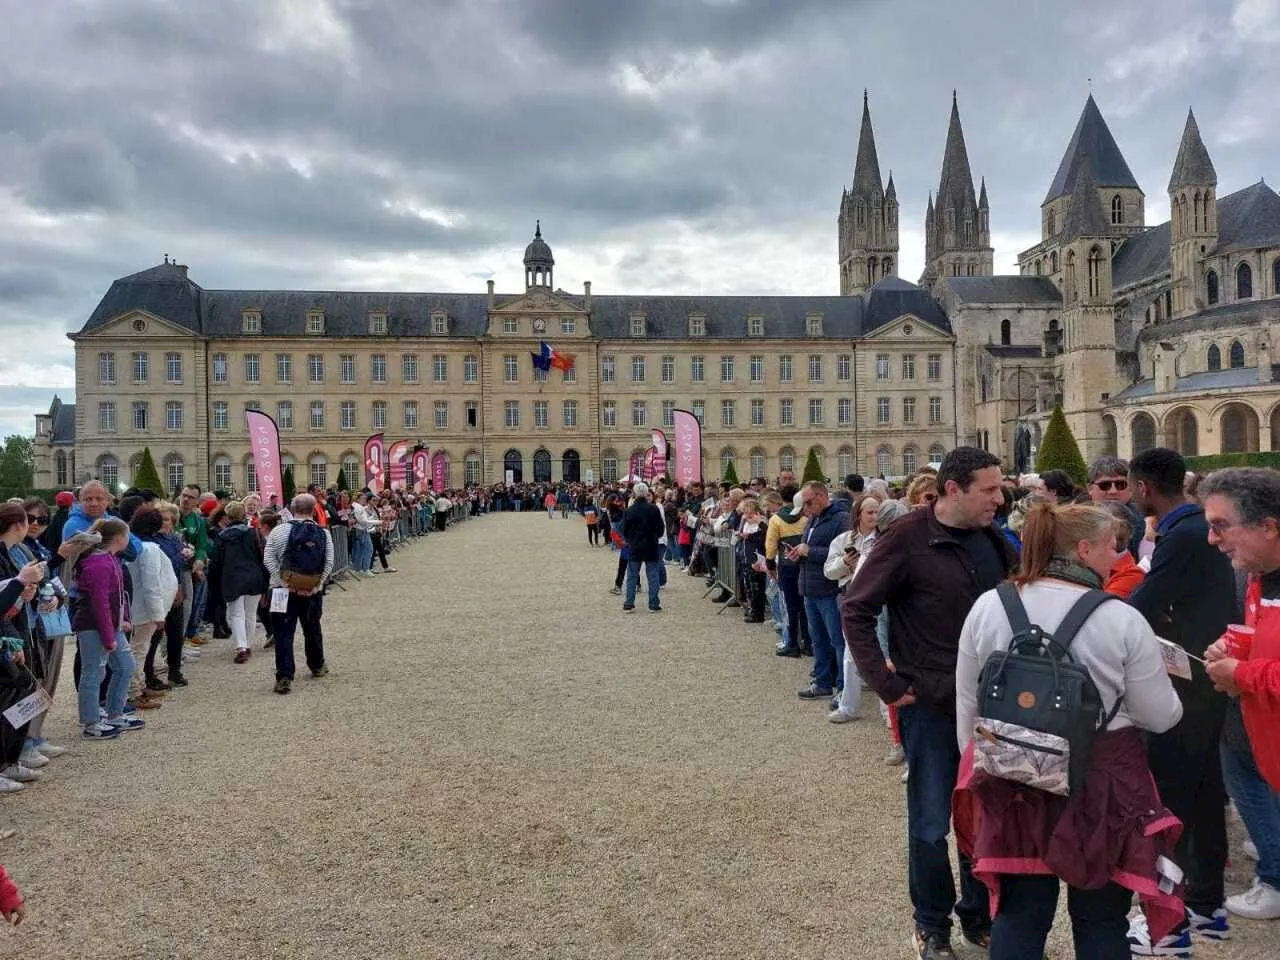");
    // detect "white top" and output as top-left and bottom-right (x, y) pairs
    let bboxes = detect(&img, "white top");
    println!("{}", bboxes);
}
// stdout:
(955, 579), (1183, 752)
